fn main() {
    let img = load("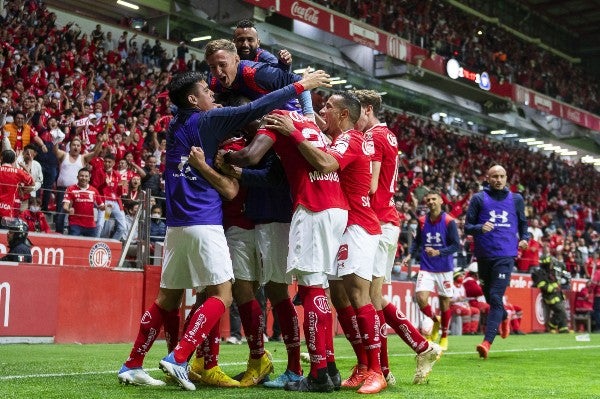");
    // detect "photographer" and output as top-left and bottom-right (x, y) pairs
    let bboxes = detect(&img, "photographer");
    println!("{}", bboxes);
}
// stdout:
(532, 255), (571, 333)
